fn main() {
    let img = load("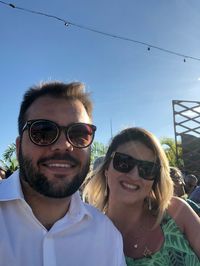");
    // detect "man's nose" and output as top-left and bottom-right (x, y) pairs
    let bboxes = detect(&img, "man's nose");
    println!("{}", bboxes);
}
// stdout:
(50, 131), (73, 152)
